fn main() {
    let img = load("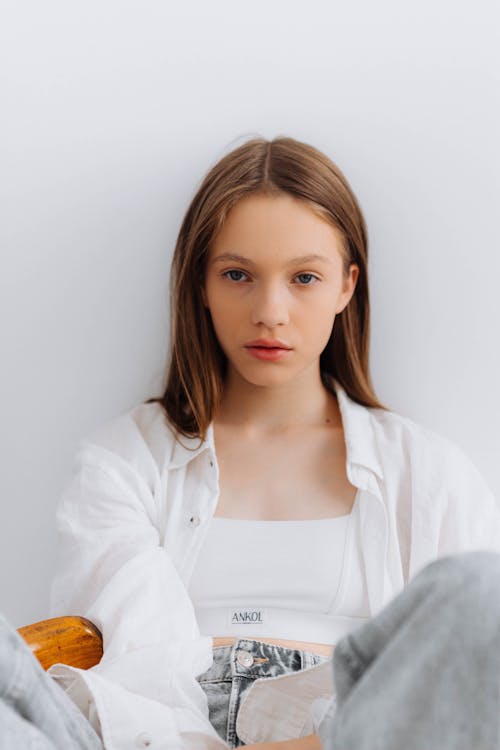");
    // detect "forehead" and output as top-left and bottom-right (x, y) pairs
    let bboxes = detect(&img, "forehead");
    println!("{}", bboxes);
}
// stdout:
(209, 193), (346, 263)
